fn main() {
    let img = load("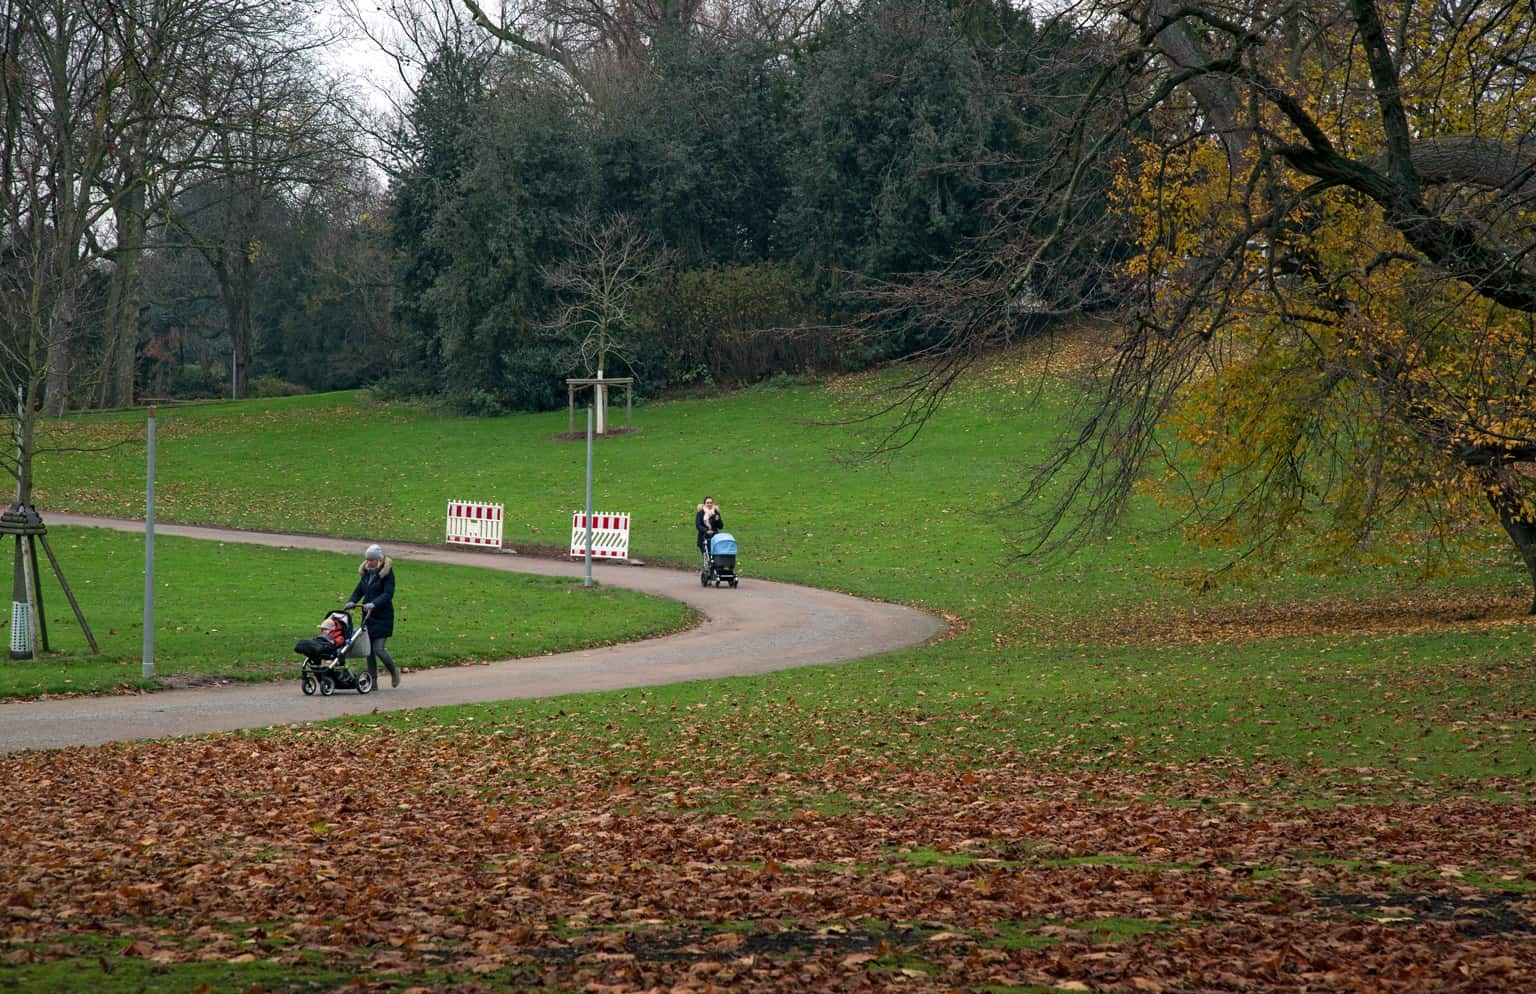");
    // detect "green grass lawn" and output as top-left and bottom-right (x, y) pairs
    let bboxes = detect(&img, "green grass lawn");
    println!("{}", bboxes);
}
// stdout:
(6, 349), (1536, 994)
(22, 352), (1536, 782)
(0, 529), (692, 698)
